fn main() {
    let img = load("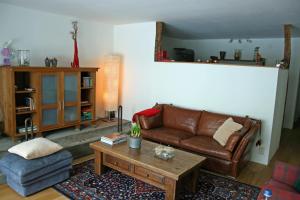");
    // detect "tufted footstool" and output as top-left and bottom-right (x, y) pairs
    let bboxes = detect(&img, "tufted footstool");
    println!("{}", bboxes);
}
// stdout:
(0, 150), (72, 196)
